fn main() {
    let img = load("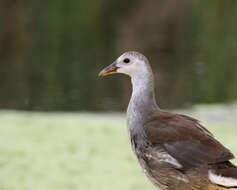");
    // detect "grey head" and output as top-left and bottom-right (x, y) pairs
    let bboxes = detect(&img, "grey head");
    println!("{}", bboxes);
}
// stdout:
(98, 51), (152, 79)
